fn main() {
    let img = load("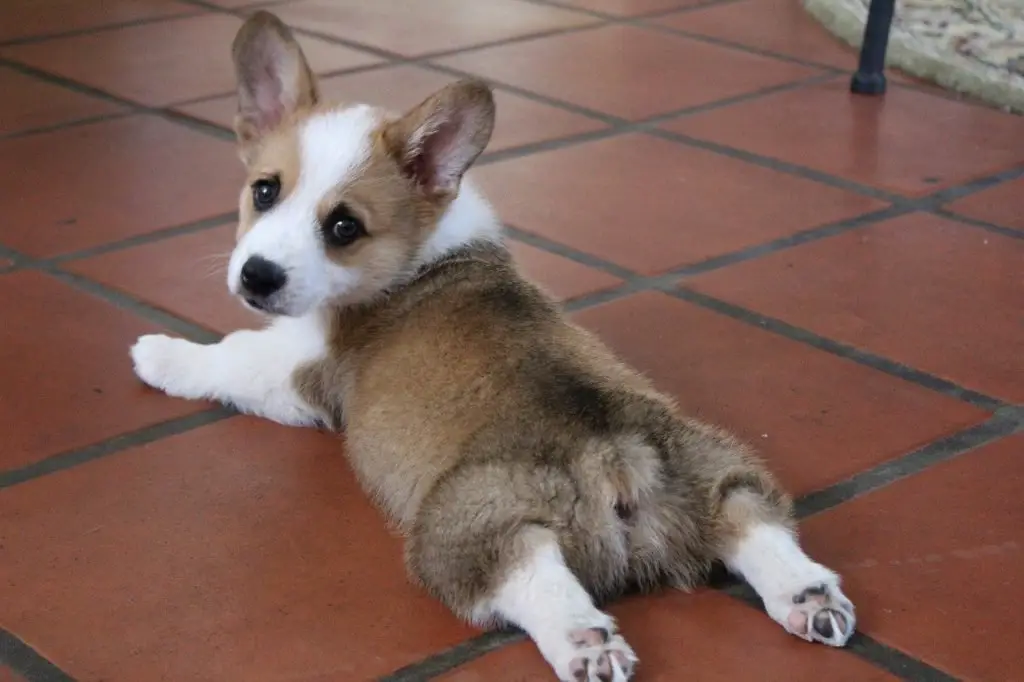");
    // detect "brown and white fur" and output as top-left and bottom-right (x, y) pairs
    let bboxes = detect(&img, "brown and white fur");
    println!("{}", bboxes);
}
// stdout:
(130, 12), (856, 681)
